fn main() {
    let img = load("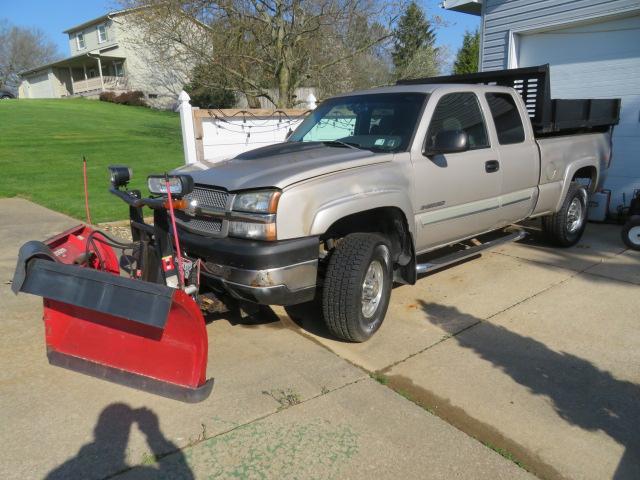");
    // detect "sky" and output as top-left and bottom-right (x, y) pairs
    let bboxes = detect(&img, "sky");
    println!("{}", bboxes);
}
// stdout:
(2, 0), (479, 68)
